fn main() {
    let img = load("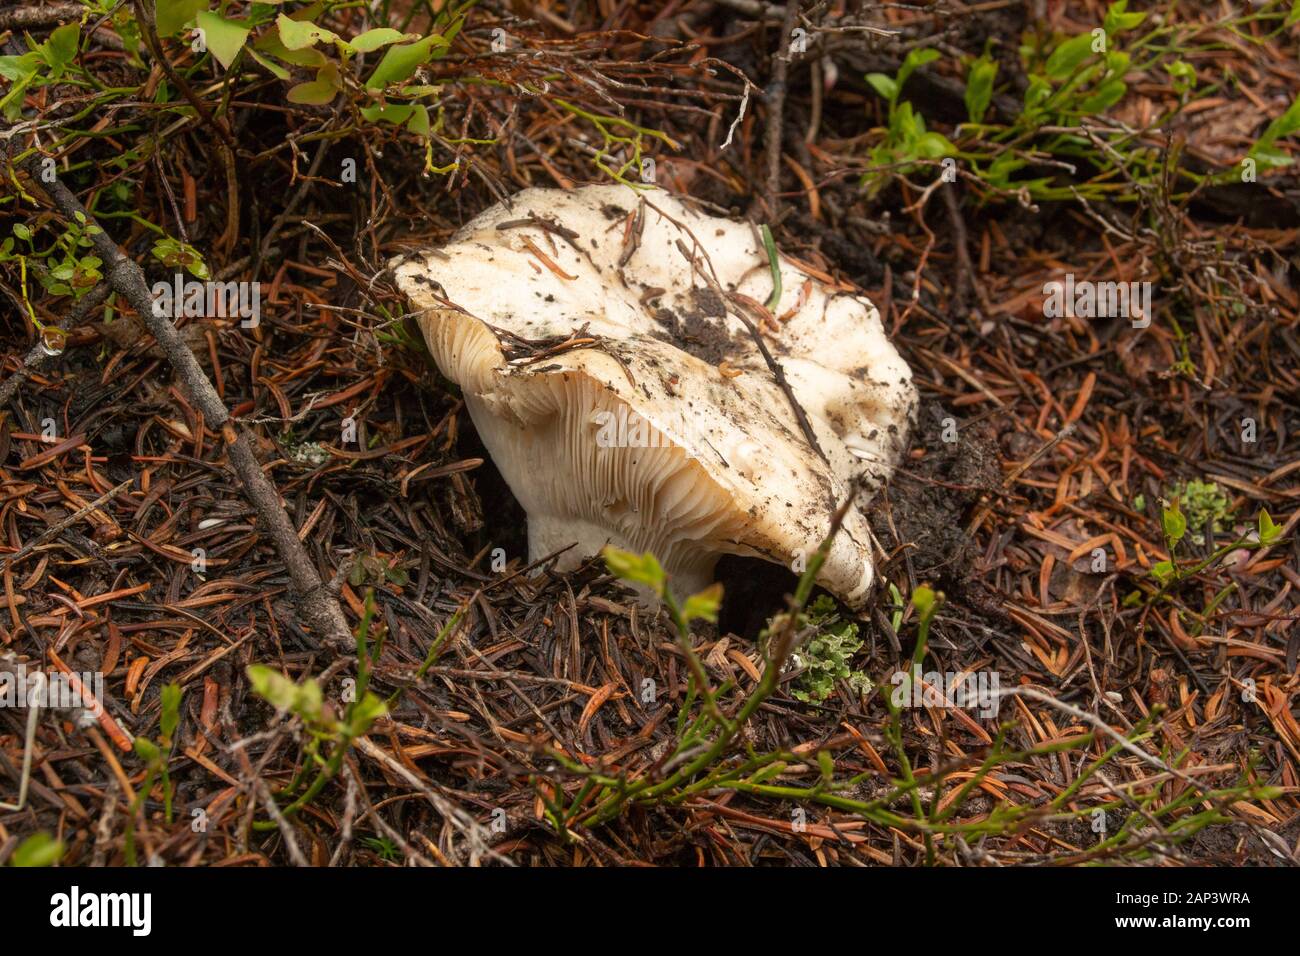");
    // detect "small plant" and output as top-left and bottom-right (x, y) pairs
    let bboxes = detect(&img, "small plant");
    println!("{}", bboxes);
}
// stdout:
(8, 831), (64, 867)
(348, 552), (410, 588)
(1148, 500), (1282, 589)
(573, 542), (1275, 863)
(862, 49), (957, 197)
(0, 21), (80, 121)
(861, 0), (1300, 203)
(125, 682), (182, 865)
(772, 595), (871, 703)
(1169, 479), (1234, 545)
(0, 218), (106, 341)
(247, 590), (388, 827)
(151, 236), (209, 279)
(360, 834), (401, 862)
